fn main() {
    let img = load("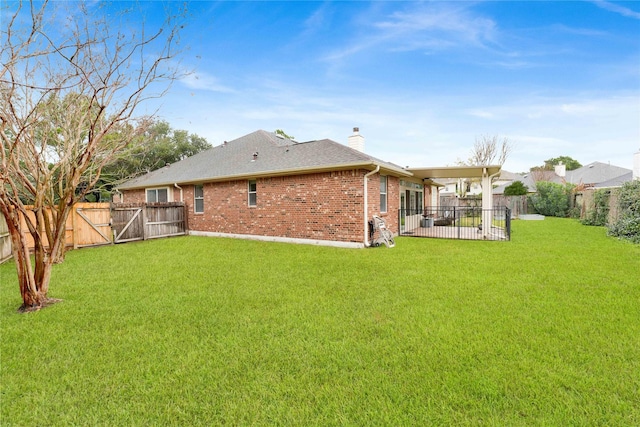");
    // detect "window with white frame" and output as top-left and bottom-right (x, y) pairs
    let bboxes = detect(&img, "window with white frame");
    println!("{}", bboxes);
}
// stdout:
(248, 180), (257, 206)
(146, 187), (169, 203)
(194, 185), (204, 213)
(380, 176), (387, 213)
